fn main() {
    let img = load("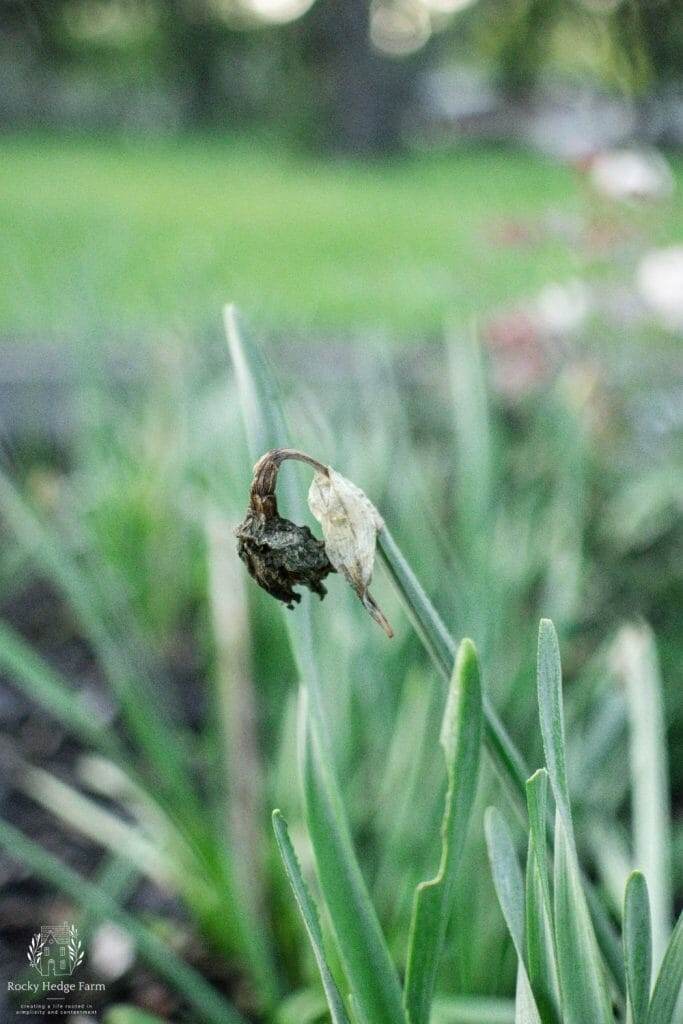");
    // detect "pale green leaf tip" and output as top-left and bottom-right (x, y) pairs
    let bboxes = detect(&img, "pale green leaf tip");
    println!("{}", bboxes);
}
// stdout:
(526, 767), (549, 788)
(458, 636), (478, 663)
(538, 618), (557, 641)
(453, 637), (480, 690)
(272, 809), (288, 839)
(537, 620), (561, 679)
(441, 637), (481, 755)
(625, 870), (647, 894)
(223, 303), (240, 346)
